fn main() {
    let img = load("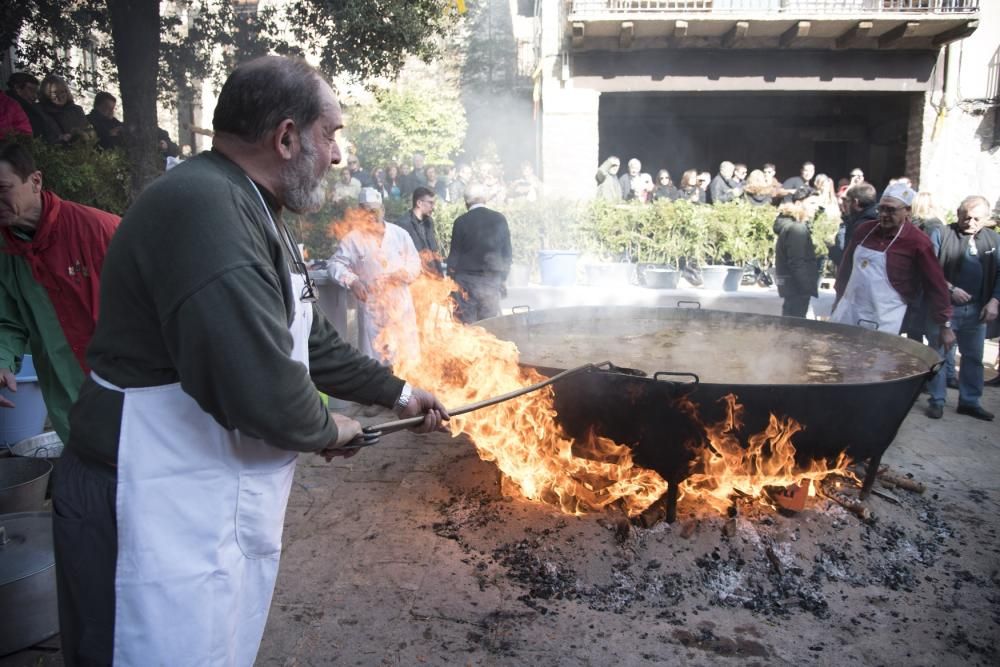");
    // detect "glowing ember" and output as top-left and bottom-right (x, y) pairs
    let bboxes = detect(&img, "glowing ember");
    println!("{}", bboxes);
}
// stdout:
(345, 254), (854, 519)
